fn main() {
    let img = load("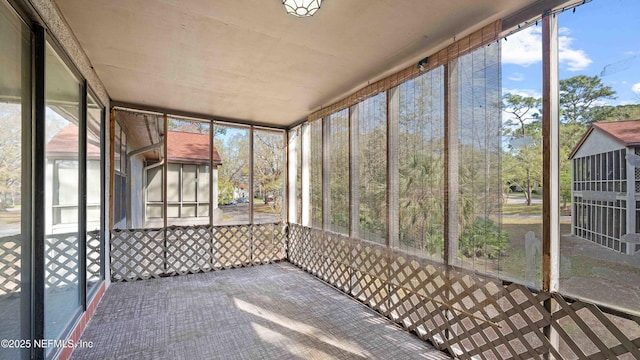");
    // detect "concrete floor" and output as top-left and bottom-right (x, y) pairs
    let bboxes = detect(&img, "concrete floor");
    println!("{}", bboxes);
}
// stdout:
(70, 262), (452, 360)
